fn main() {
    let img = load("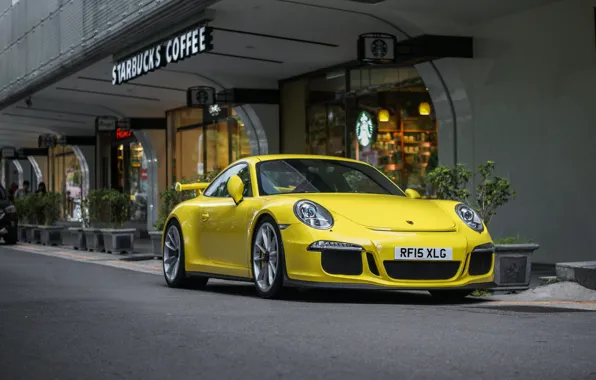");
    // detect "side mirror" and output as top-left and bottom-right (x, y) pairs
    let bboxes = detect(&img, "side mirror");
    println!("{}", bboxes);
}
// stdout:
(227, 175), (245, 205)
(405, 189), (421, 199)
